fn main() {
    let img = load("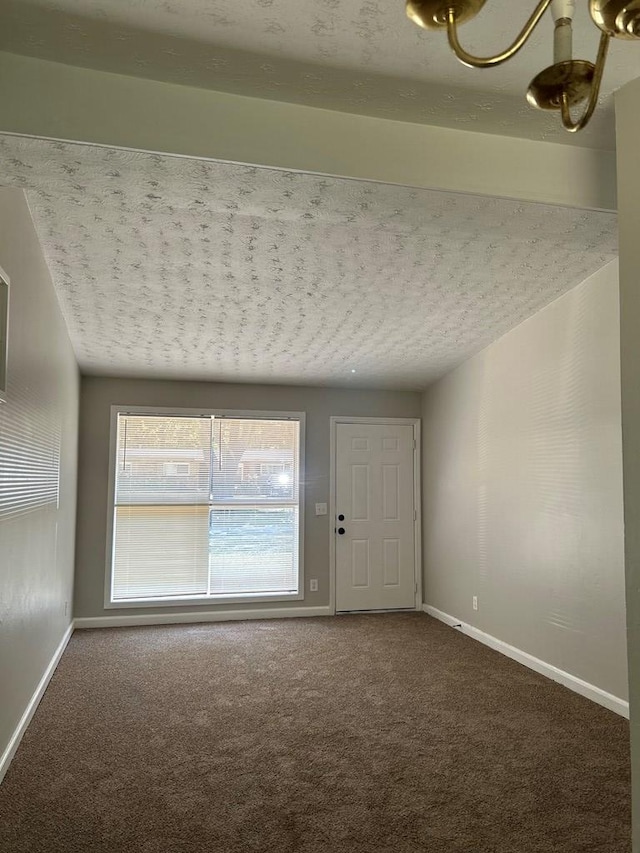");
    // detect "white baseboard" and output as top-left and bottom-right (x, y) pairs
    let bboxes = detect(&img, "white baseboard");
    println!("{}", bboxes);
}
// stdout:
(423, 604), (629, 719)
(74, 605), (333, 629)
(0, 622), (74, 785)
